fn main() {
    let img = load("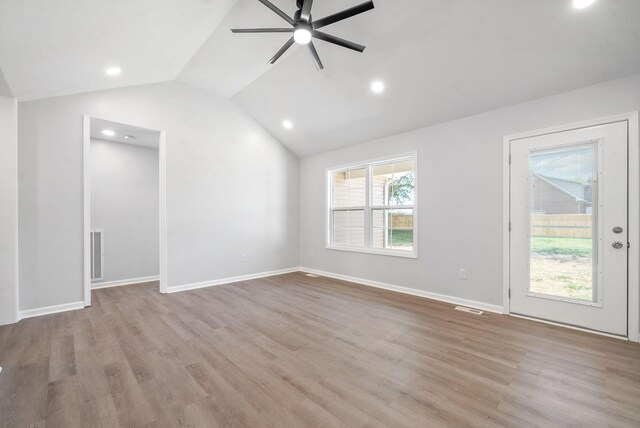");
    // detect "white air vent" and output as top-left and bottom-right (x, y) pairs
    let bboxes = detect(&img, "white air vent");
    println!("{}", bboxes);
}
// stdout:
(455, 306), (483, 315)
(90, 229), (104, 281)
